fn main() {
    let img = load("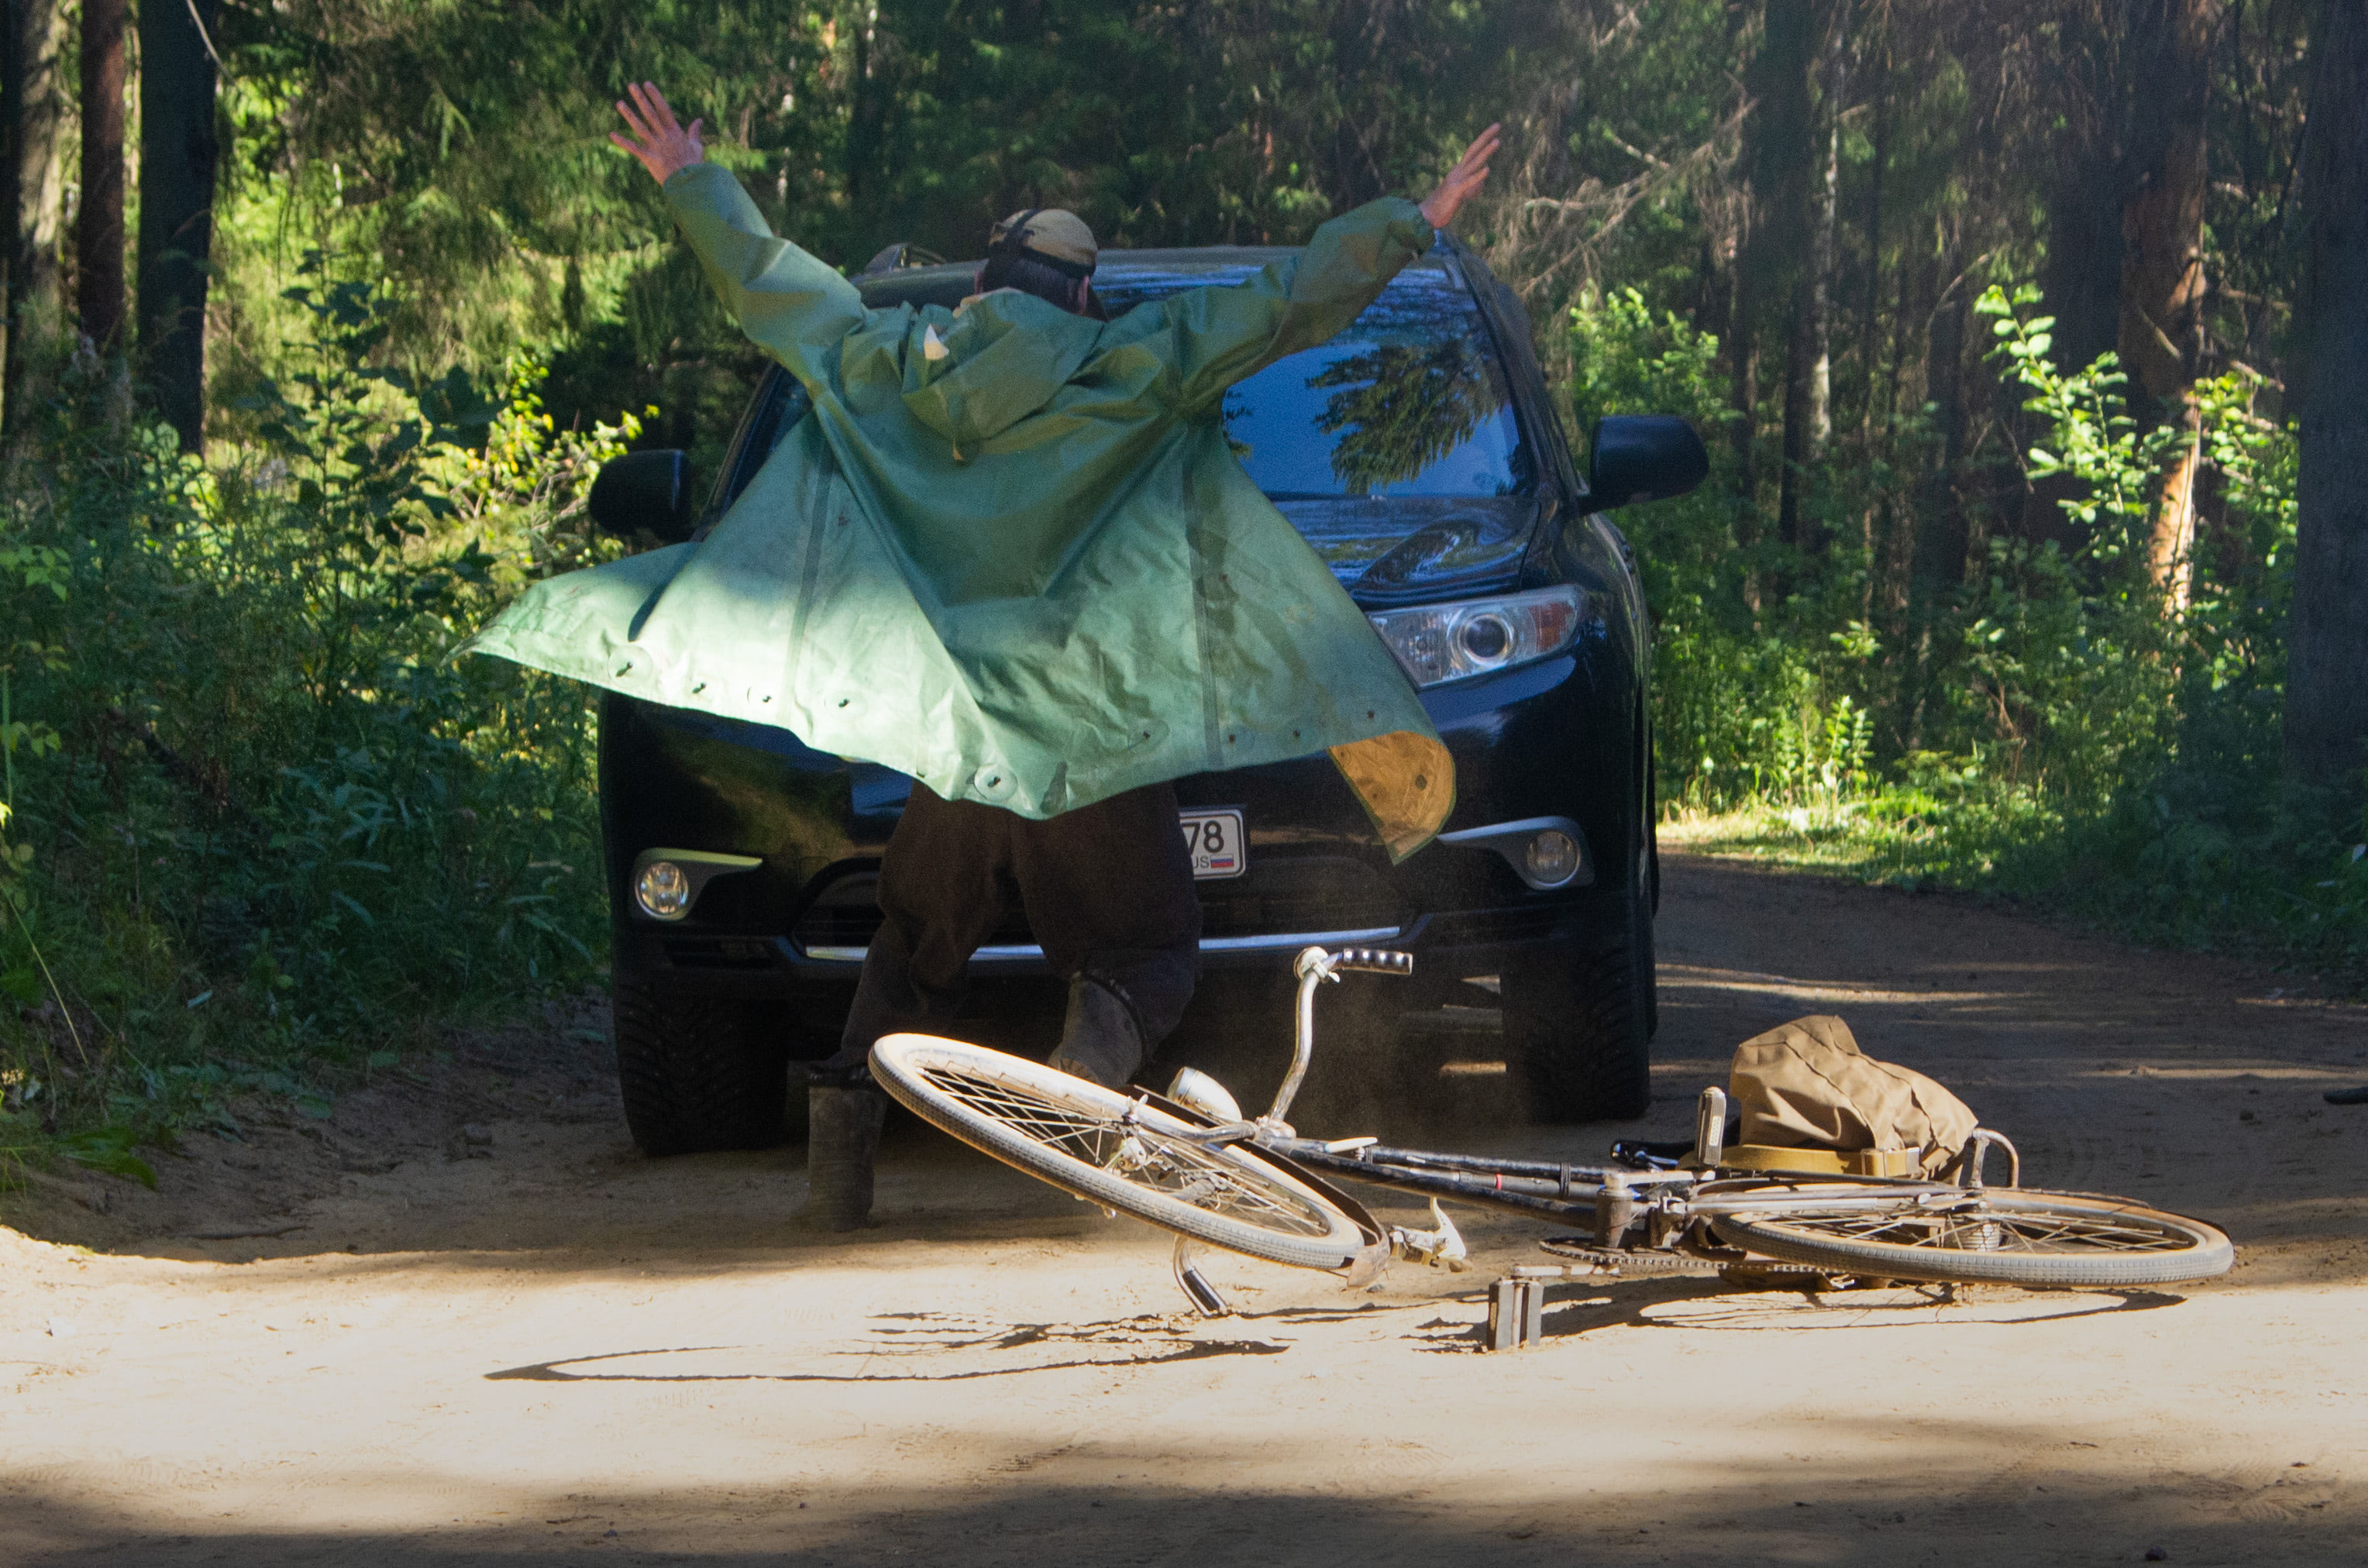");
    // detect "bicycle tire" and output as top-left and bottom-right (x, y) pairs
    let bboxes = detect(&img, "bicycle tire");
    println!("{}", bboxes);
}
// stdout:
(1705, 1187), (2233, 1287)
(870, 1034), (1376, 1273)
